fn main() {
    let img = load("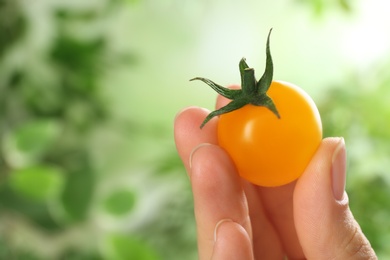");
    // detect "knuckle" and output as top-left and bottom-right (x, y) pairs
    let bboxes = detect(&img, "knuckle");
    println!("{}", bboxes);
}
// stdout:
(340, 224), (377, 259)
